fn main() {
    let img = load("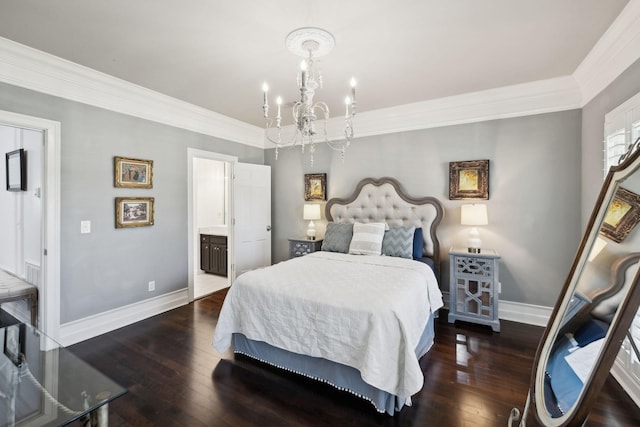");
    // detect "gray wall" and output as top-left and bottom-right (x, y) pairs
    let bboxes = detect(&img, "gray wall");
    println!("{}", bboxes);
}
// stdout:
(7, 57), (632, 317)
(0, 82), (263, 323)
(582, 57), (640, 226)
(266, 110), (582, 307)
